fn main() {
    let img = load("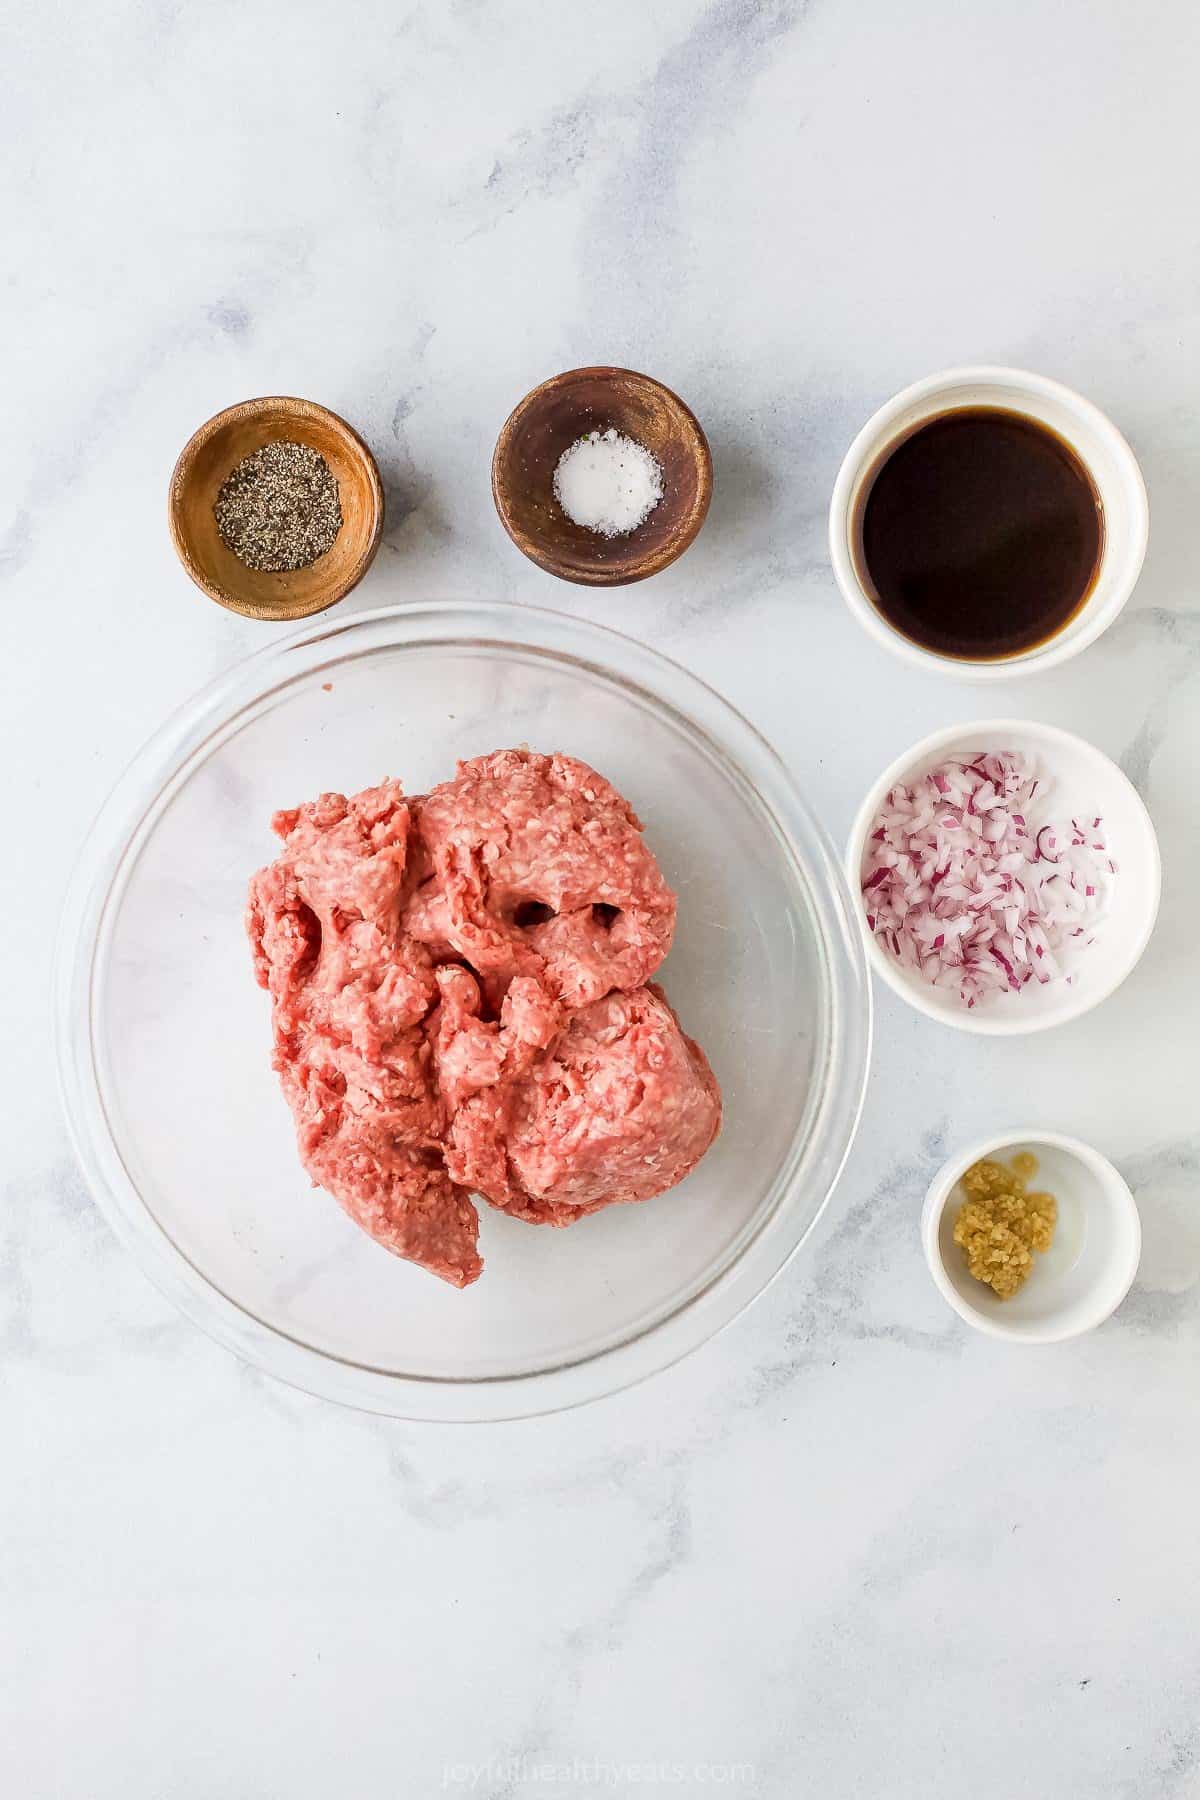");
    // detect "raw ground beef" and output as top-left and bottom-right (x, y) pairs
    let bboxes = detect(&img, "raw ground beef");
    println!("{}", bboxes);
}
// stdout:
(444, 984), (721, 1224)
(246, 750), (721, 1287)
(407, 748), (677, 1012)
